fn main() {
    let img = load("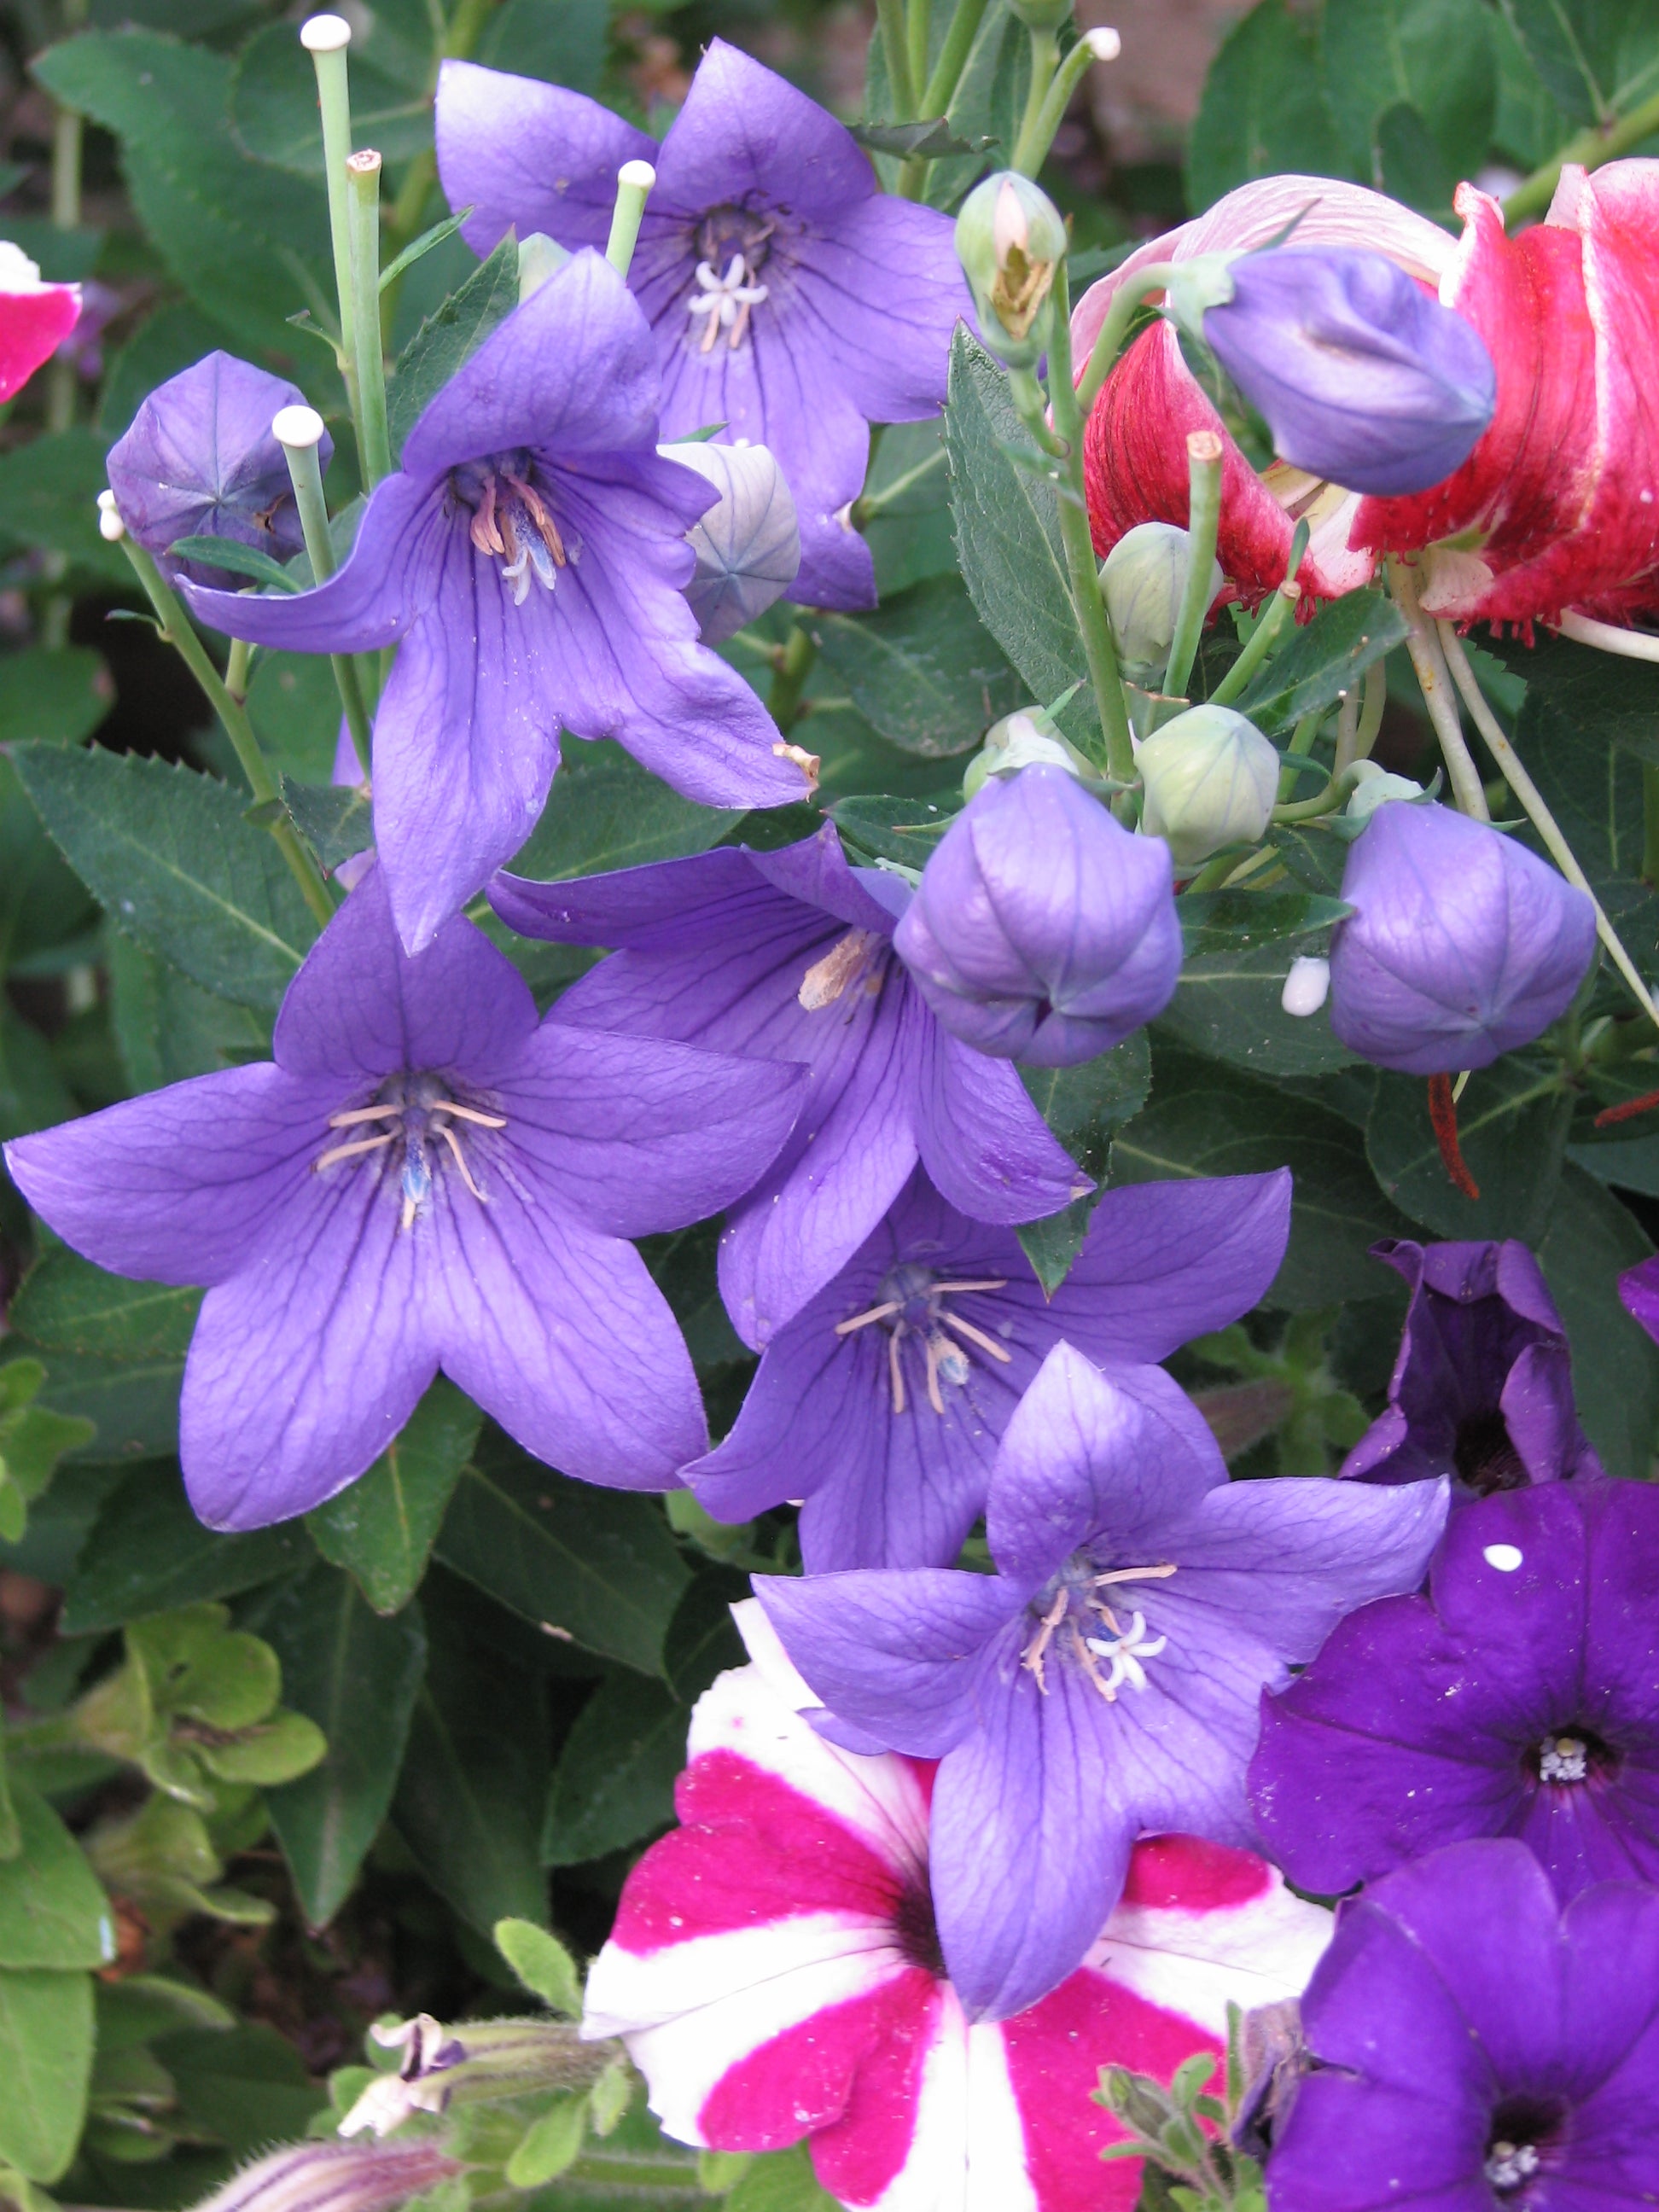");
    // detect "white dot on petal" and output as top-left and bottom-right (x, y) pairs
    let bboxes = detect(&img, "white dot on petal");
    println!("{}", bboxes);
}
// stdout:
(1483, 1543), (1524, 1573)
